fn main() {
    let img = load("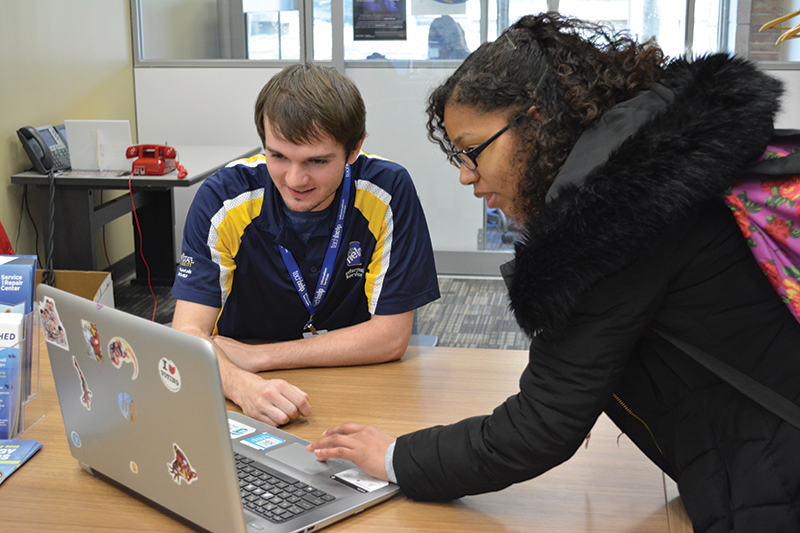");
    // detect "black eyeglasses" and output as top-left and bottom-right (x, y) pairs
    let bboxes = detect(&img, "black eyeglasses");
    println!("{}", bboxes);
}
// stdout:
(448, 110), (528, 170)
